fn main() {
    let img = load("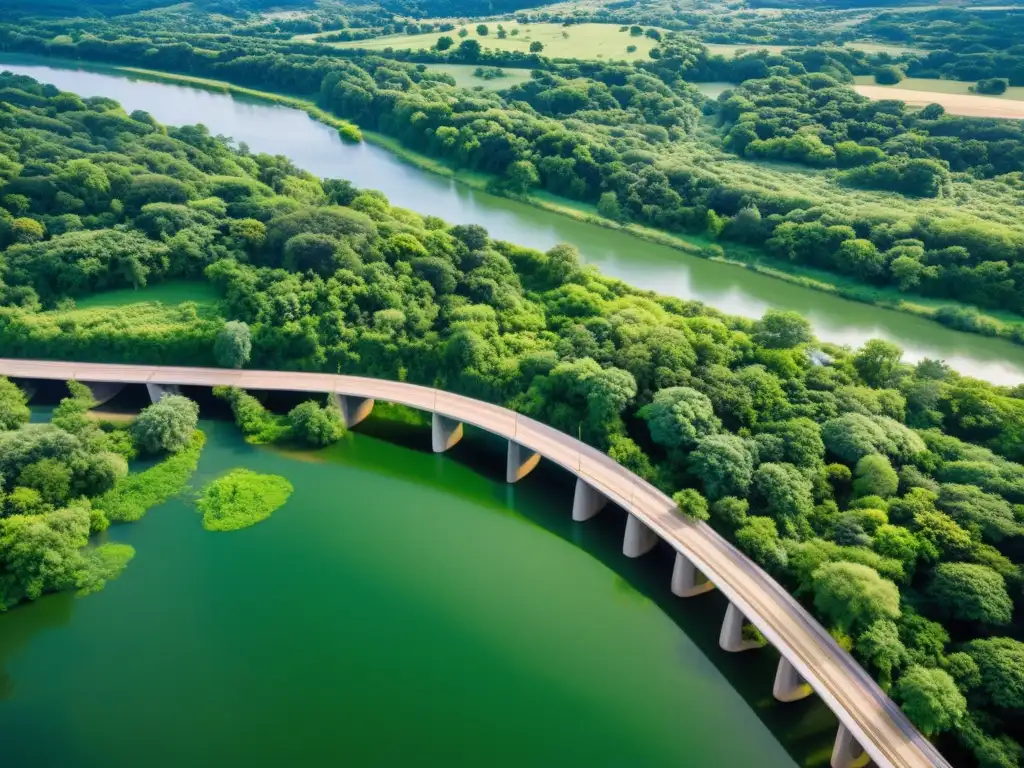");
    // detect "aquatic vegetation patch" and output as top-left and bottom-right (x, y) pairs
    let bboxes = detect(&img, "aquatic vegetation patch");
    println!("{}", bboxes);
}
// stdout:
(76, 543), (136, 597)
(197, 469), (293, 532)
(95, 431), (206, 522)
